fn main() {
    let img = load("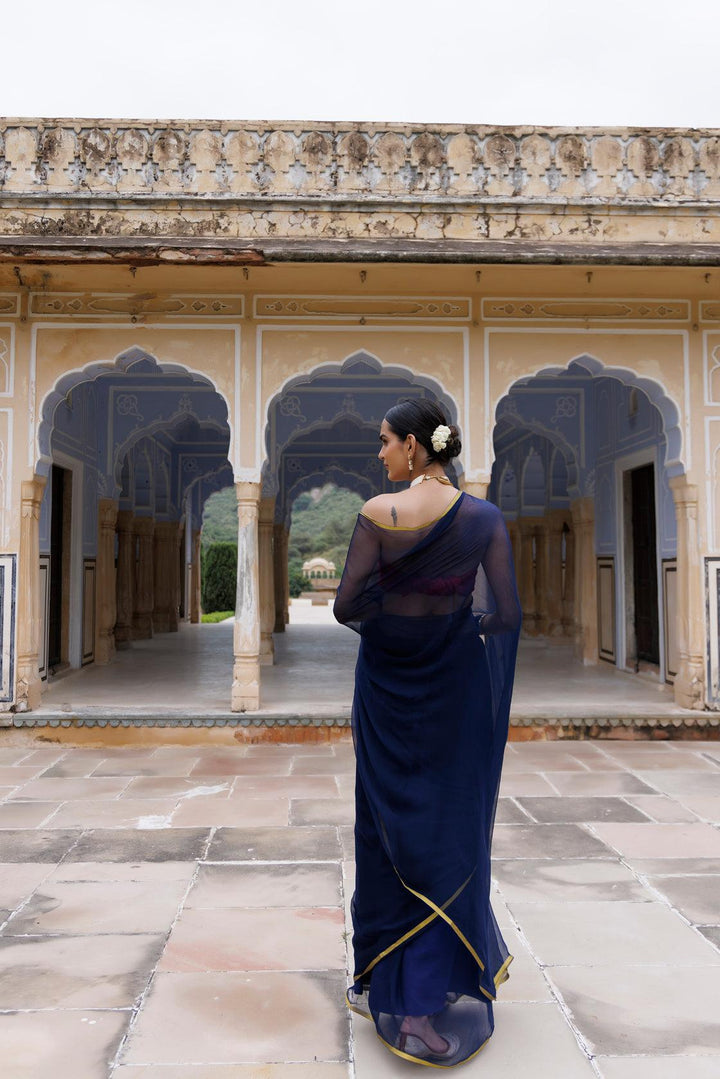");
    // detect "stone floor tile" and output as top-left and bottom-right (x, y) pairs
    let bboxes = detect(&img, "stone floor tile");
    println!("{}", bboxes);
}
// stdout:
(47, 861), (196, 883)
(0, 932), (165, 1007)
(492, 859), (649, 903)
(120, 777), (232, 800)
(352, 1001), (596, 1078)
(6, 777), (132, 801)
(186, 863), (342, 908)
(491, 824), (613, 860)
(114, 1067), (350, 1078)
(244, 744), (336, 757)
(596, 1058), (720, 1079)
(494, 926), (551, 1001)
(40, 757), (111, 778)
(0, 749), (34, 764)
(495, 798), (533, 824)
(15, 748), (68, 766)
(90, 757), (199, 777)
(542, 773), (657, 796)
(0, 801), (61, 828)
(290, 798), (355, 826)
(0, 1009), (130, 1079)
(498, 773), (561, 796)
(503, 751), (590, 772)
(160, 905), (345, 972)
(517, 797), (651, 823)
(589, 822), (720, 859)
(2, 879), (188, 935)
(0, 863), (55, 909)
(45, 798), (180, 829)
(188, 756), (293, 777)
(171, 796), (288, 828)
(0, 829), (80, 862)
(623, 794), (699, 822)
(599, 752), (720, 771)
(207, 826), (341, 862)
(291, 756), (355, 776)
(230, 775), (340, 799)
(339, 826), (354, 859)
(624, 857), (720, 878)
(697, 925), (720, 949)
(647, 874), (720, 924)
(636, 771), (720, 796)
(548, 965), (720, 1054)
(0, 765), (49, 784)
(675, 796), (720, 822)
(336, 774), (355, 798)
(121, 970), (348, 1064)
(0, 785), (19, 800)
(66, 828), (210, 863)
(509, 899), (720, 966)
